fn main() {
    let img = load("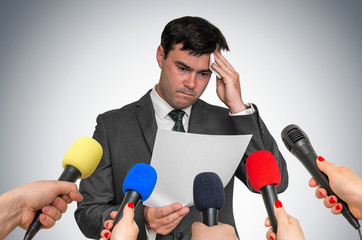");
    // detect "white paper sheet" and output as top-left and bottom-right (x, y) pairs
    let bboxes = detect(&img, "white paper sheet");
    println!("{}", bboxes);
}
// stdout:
(143, 129), (252, 208)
